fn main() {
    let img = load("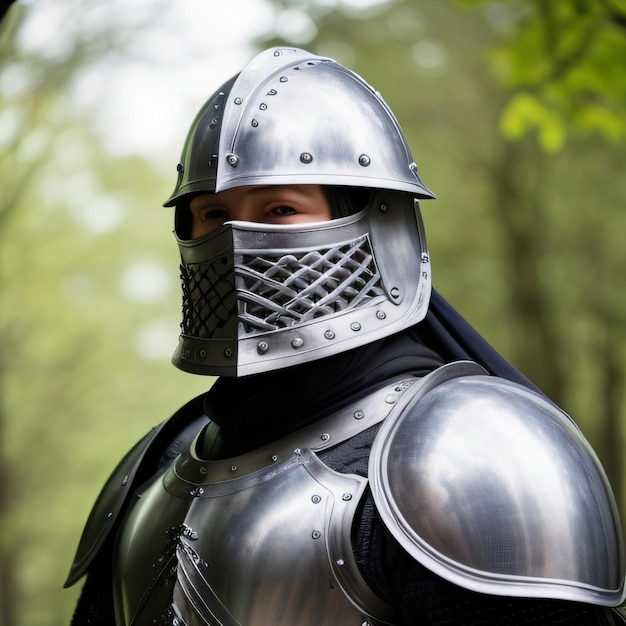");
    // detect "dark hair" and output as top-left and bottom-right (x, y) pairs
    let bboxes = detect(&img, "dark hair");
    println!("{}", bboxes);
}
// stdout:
(323, 187), (372, 218)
